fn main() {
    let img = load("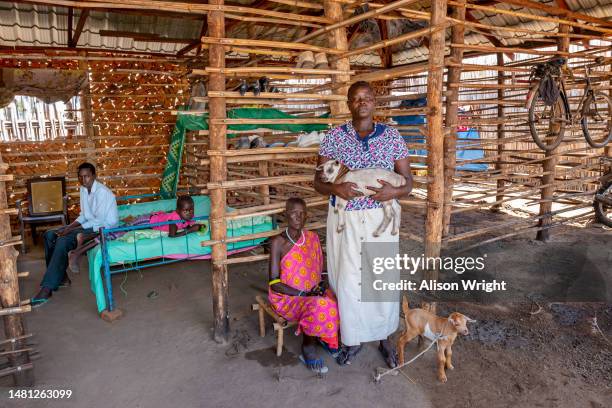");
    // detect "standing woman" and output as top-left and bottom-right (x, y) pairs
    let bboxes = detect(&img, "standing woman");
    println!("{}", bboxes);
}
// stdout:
(314, 81), (413, 368)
